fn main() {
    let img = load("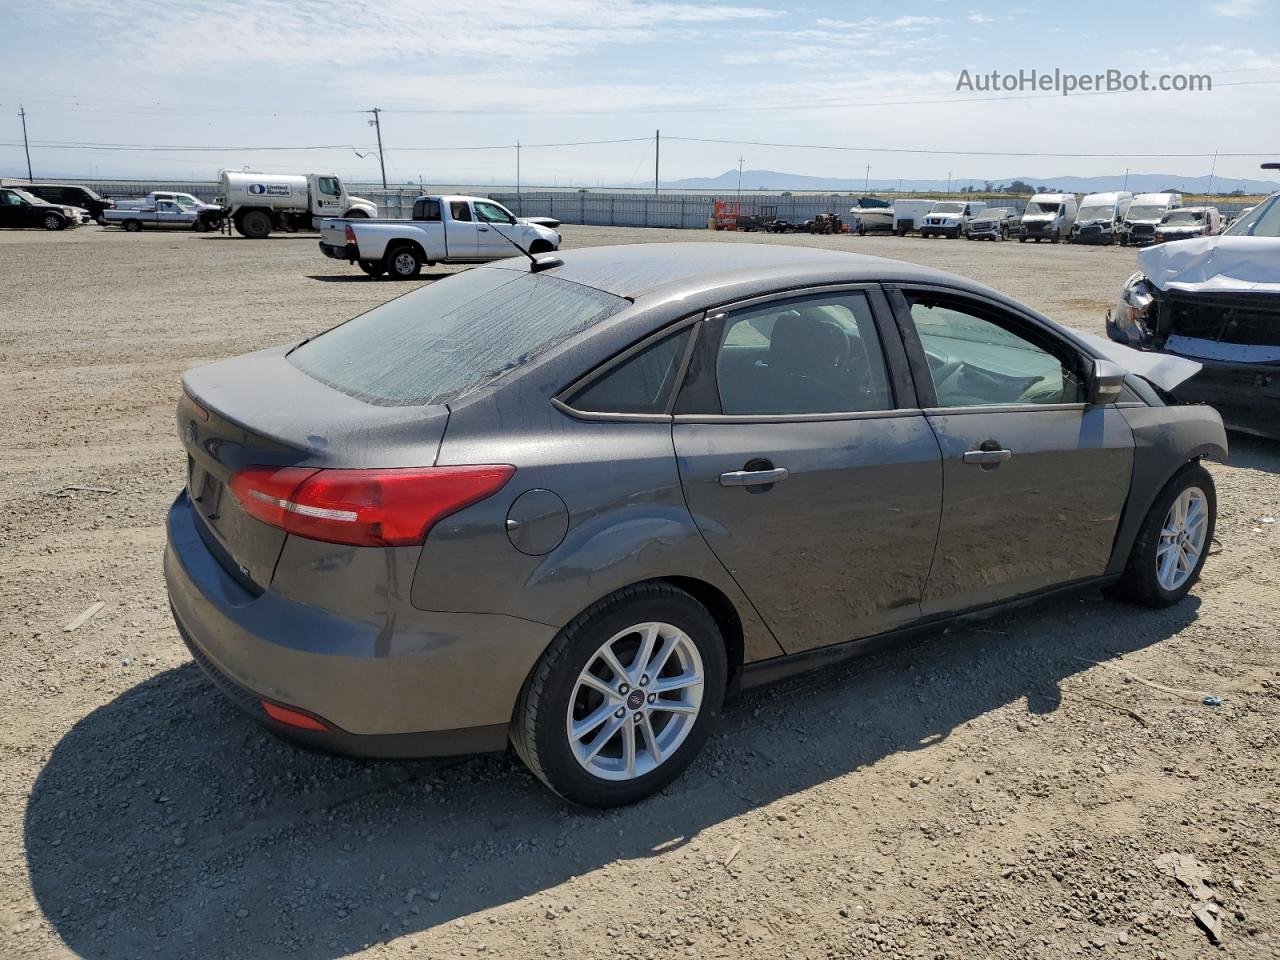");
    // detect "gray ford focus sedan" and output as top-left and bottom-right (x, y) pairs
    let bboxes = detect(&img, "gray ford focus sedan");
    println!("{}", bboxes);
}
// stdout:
(165, 243), (1226, 806)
